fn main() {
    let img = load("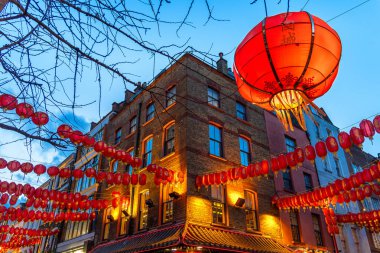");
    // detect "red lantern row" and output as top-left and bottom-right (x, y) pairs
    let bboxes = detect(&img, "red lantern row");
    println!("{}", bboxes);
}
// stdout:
(147, 164), (185, 186)
(273, 162), (380, 210)
(322, 208), (339, 235)
(0, 236), (41, 250)
(0, 225), (59, 237)
(0, 93), (49, 126)
(336, 210), (380, 232)
(0, 158), (48, 179)
(0, 206), (96, 224)
(57, 124), (142, 167)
